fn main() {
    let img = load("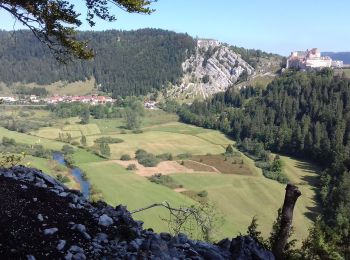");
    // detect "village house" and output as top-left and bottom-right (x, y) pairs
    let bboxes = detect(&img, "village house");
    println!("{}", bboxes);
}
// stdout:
(0, 96), (17, 103)
(144, 100), (158, 110)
